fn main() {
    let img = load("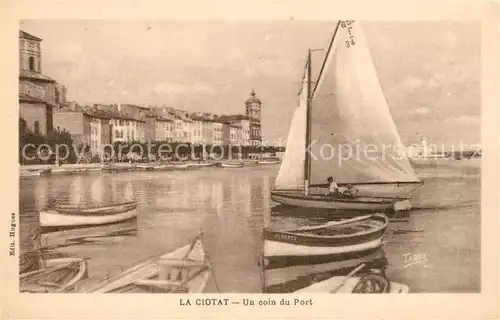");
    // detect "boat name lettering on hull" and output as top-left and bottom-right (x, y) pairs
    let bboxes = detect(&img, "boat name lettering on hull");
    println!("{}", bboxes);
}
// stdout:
(272, 233), (298, 242)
